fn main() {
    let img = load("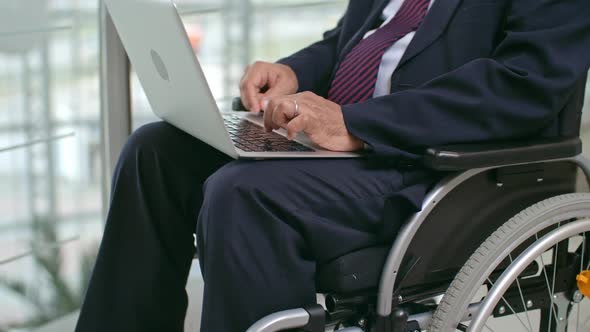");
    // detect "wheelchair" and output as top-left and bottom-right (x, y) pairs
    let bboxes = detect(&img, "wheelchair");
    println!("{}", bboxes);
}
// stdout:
(231, 76), (590, 332)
